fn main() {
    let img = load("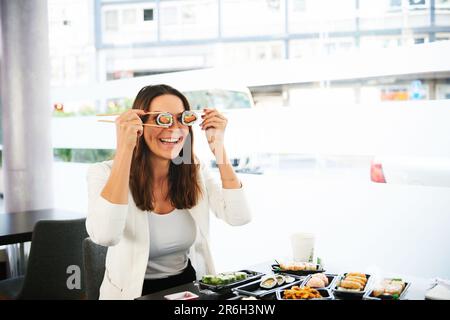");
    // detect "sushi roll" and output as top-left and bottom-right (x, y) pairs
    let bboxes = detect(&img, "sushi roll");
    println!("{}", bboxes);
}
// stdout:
(181, 111), (198, 126)
(219, 274), (235, 284)
(210, 277), (221, 285)
(202, 275), (215, 284)
(234, 272), (247, 281)
(275, 274), (285, 286)
(260, 276), (277, 289)
(156, 113), (173, 127)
